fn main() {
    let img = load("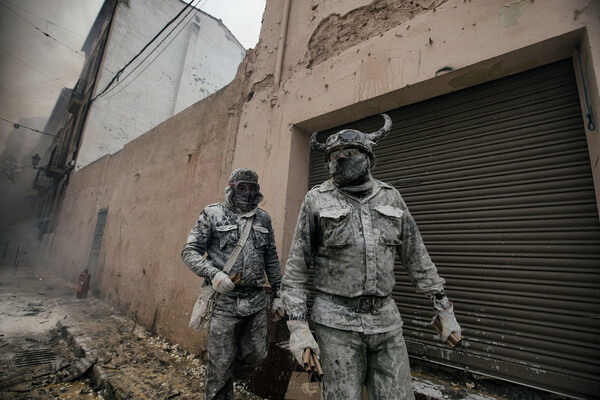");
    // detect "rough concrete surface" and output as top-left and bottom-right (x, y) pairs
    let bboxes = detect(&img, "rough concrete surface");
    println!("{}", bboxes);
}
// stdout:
(306, 0), (448, 68)
(0, 264), (565, 400)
